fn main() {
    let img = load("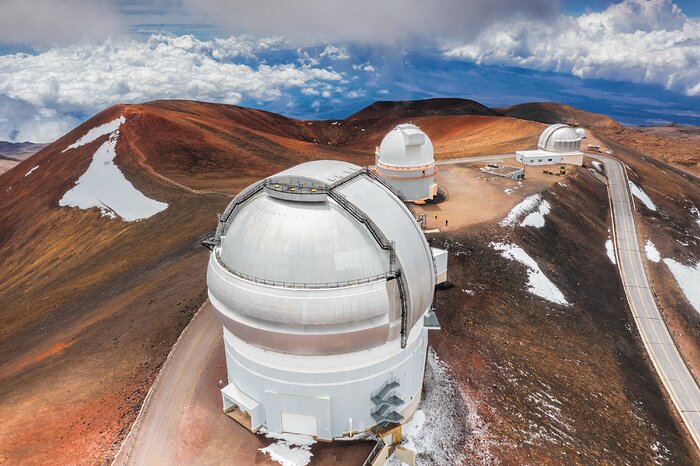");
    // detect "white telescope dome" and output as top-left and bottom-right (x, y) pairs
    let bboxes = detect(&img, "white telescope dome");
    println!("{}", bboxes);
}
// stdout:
(538, 124), (582, 152)
(575, 127), (586, 138)
(378, 123), (434, 168)
(208, 160), (435, 355)
(207, 159), (447, 440)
